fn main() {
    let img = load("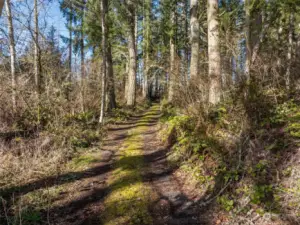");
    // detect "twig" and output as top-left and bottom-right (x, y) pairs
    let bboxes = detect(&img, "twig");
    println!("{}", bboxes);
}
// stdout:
(1, 197), (10, 225)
